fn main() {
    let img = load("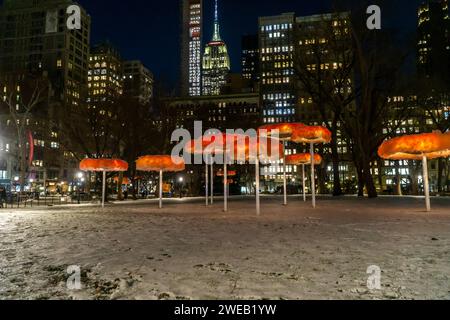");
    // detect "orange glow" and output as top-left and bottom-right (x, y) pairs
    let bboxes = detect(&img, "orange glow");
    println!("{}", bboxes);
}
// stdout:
(216, 170), (237, 177)
(233, 136), (284, 162)
(258, 123), (305, 140)
(378, 132), (450, 160)
(136, 155), (185, 172)
(185, 133), (239, 155)
(291, 125), (332, 144)
(286, 153), (323, 165)
(113, 176), (131, 185)
(80, 159), (128, 172)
